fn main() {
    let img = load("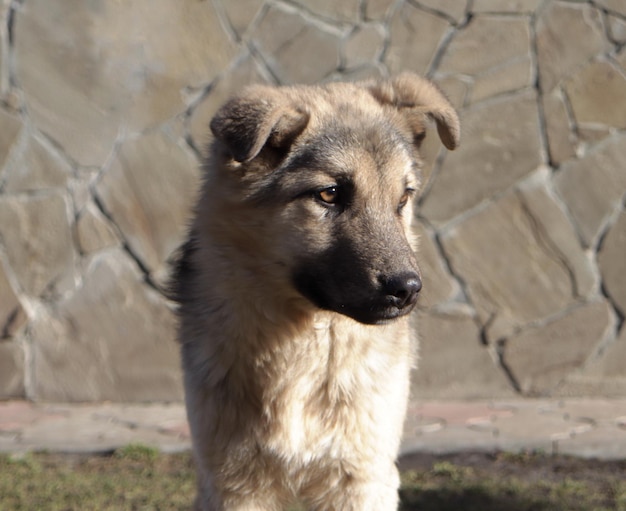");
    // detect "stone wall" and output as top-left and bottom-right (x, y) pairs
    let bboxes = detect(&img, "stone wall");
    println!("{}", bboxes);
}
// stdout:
(0, 0), (624, 402)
